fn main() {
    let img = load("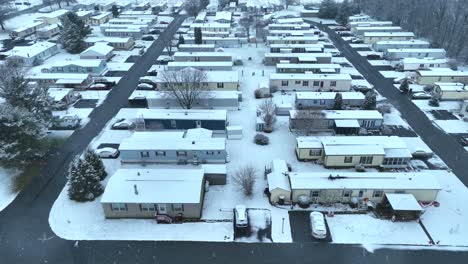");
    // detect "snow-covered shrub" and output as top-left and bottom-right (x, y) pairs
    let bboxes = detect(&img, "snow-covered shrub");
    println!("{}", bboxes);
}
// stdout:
(233, 165), (257, 197)
(377, 104), (392, 114)
(254, 134), (269, 145)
